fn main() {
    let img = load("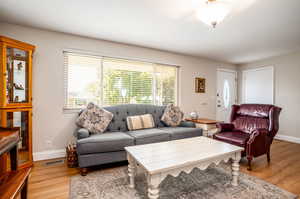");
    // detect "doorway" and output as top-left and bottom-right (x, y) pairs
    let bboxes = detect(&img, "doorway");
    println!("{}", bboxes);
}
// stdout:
(216, 69), (237, 122)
